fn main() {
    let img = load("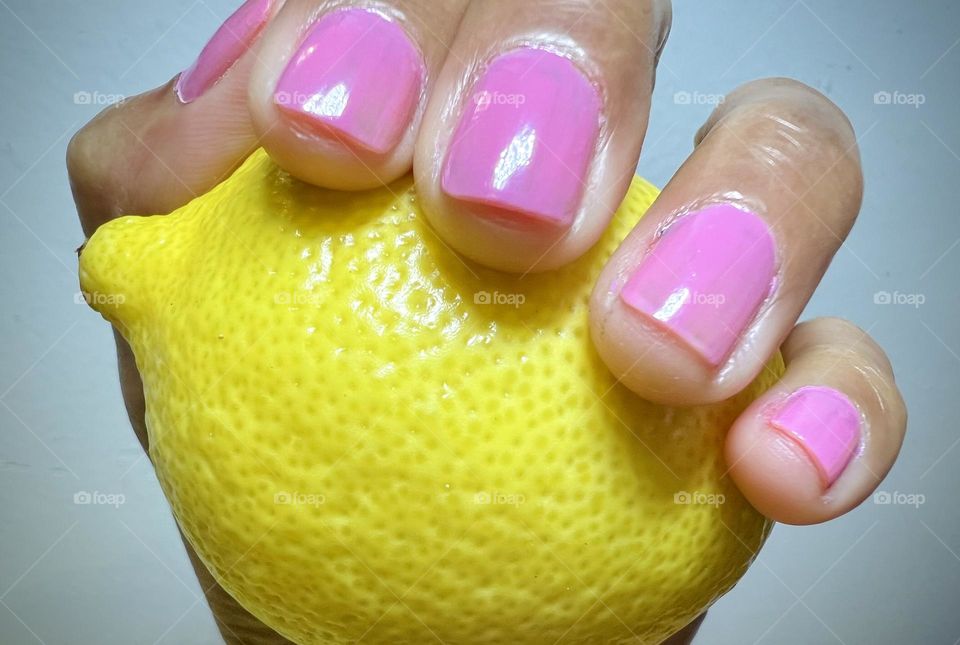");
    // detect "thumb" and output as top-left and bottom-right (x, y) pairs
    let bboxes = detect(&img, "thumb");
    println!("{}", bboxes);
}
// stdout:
(67, 0), (275, 236)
